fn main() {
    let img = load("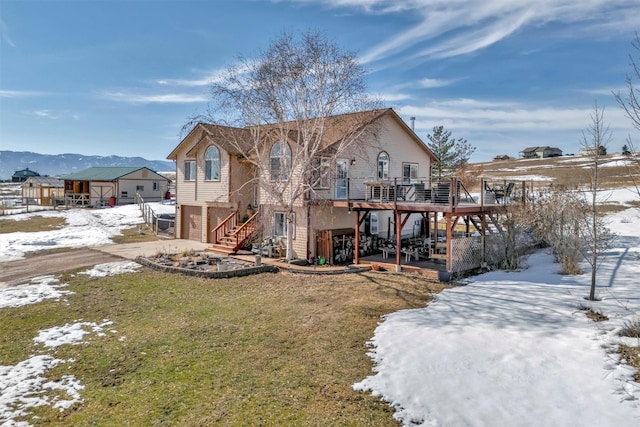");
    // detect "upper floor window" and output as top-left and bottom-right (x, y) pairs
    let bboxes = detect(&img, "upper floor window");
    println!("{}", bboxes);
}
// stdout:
(311, 157), (330, 189)
(270, 141), (291, 181)
(377, 152), (389, 180)
(403, 163), (418, 184)
(205, 145), (221, 181)
(184, 160), (196, 181)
